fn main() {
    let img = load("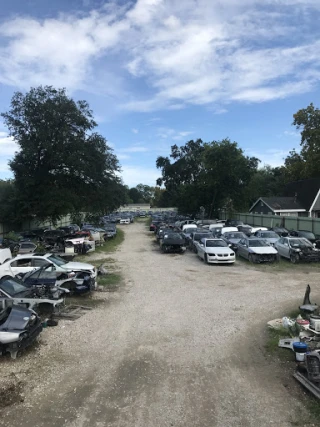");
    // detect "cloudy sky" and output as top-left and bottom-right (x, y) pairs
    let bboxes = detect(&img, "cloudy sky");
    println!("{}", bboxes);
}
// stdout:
(0, 0), (319, 186)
